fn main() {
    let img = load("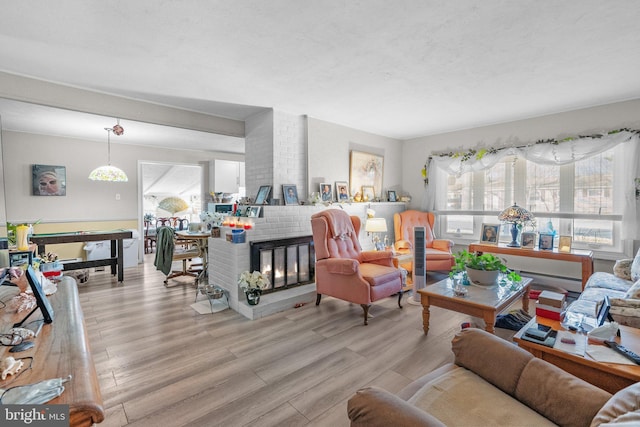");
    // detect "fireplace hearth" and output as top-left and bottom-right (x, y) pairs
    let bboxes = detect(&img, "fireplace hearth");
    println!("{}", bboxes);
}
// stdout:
(250, 236), (315, 294)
